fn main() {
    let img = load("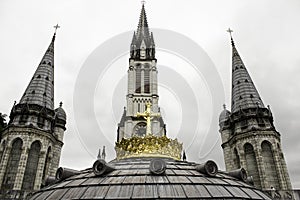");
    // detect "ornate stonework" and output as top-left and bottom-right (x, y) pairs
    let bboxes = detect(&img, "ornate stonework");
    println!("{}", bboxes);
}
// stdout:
(117, 4), (166, 141)
(219, 34), (293, 199)
(0, 32), (66, 200)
